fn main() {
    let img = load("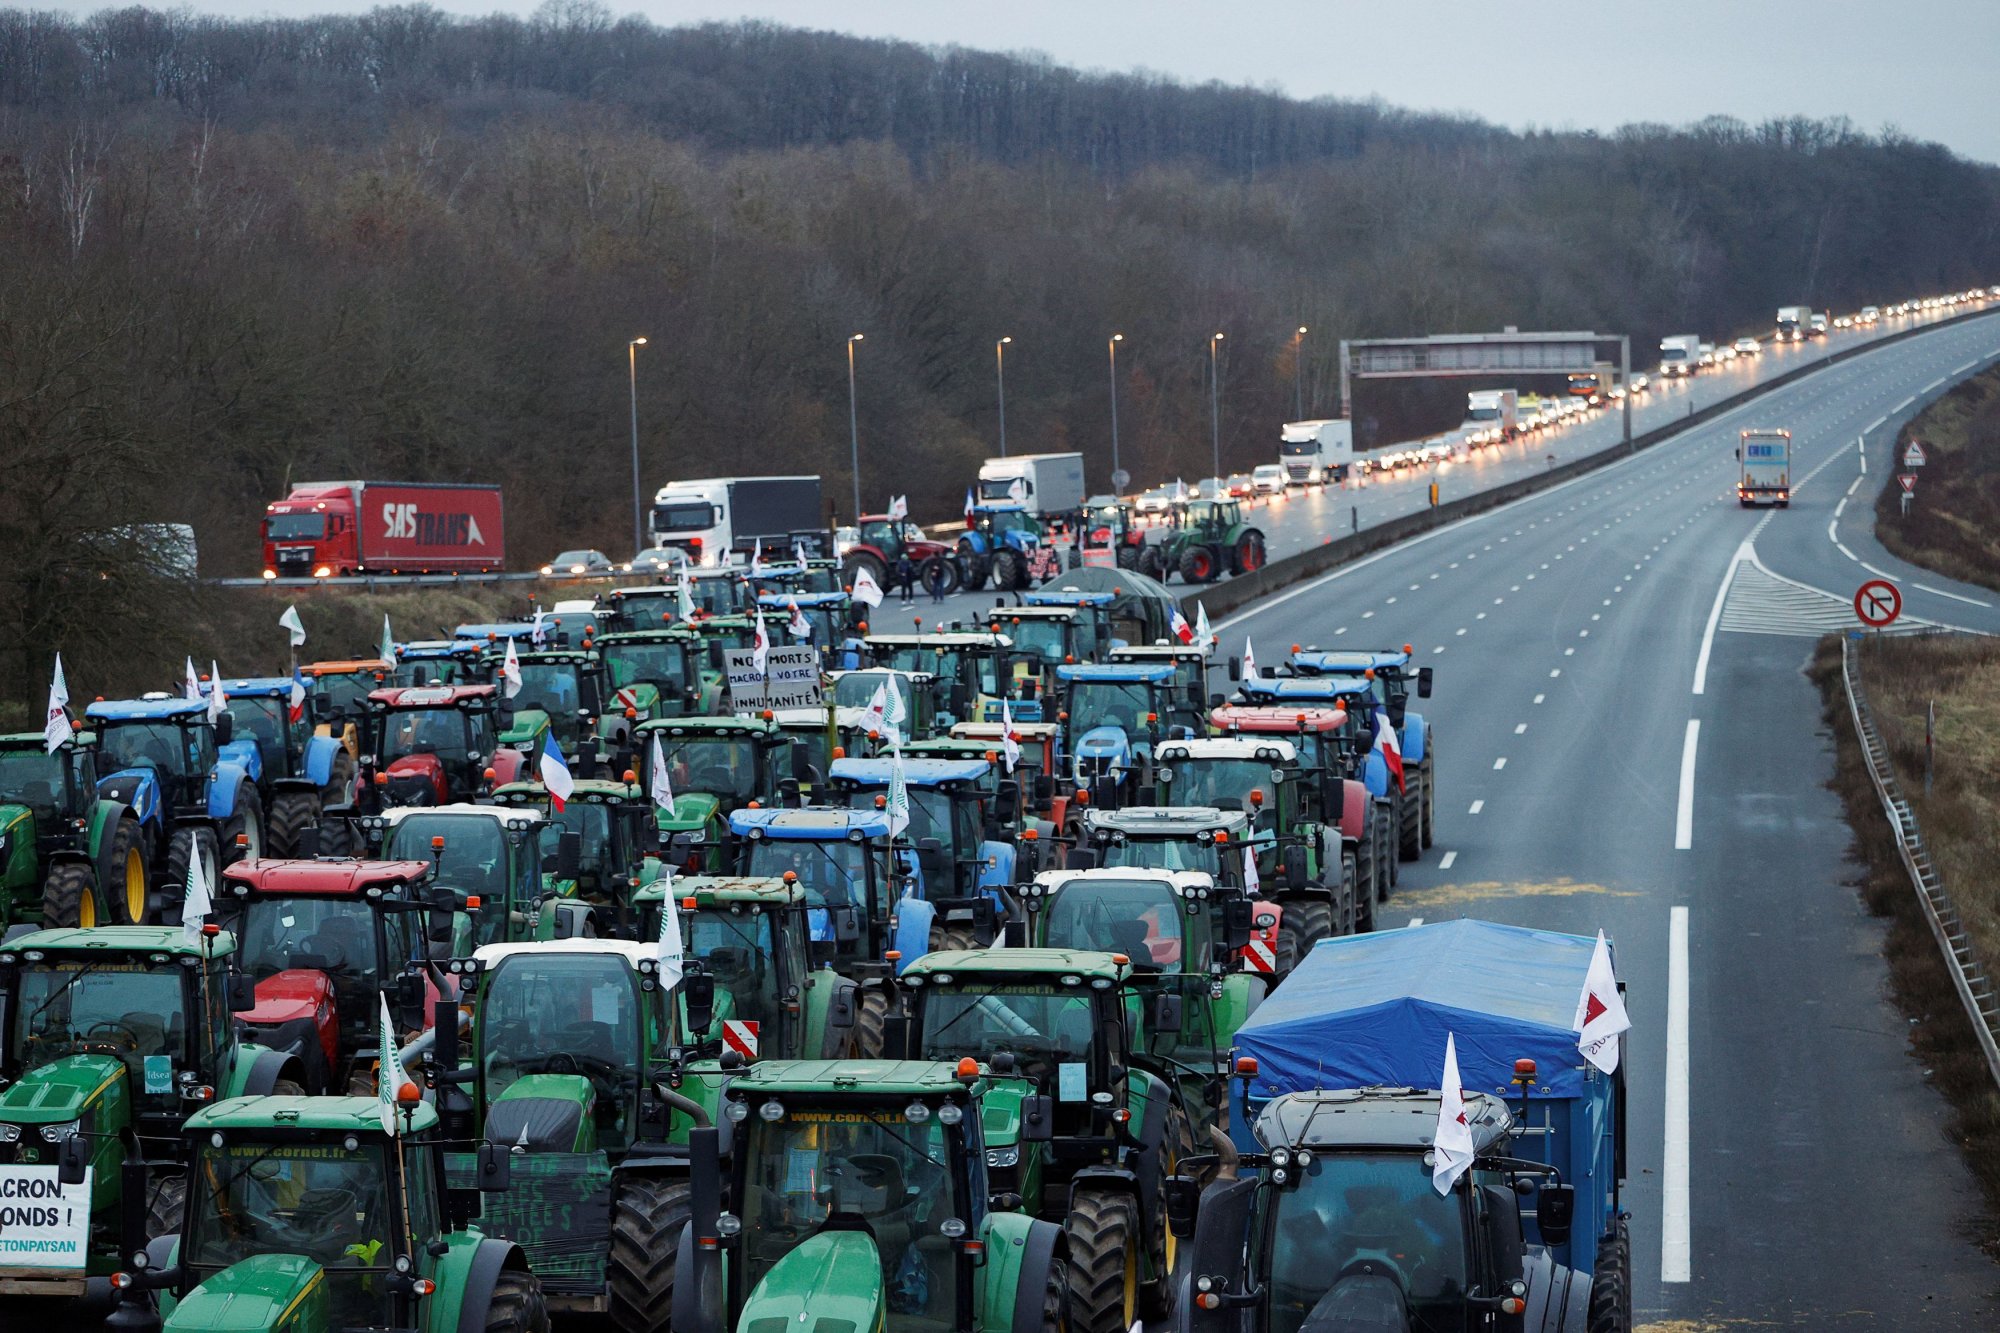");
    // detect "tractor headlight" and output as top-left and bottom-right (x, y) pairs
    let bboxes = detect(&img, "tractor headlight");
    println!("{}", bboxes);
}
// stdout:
(986, 1146), (1019, 1168)
(938, 1103), (964, 1126)
(904, 1102), (932, 1124)
(41, 1119), (79, 1143)
(724, 1101), (749, 1123)
(0, 1124), (19, 1143)
(758, 1100), (785, 1123)
(717, 1212), (743, 1237)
